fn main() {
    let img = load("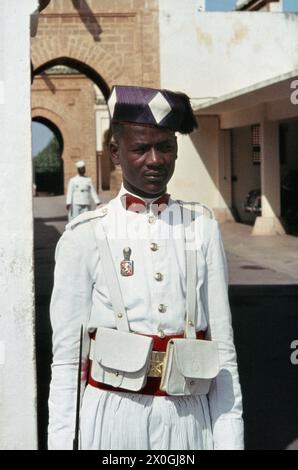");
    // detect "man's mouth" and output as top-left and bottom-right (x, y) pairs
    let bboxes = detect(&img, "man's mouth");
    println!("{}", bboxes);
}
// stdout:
(144, 172), (167, 182)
